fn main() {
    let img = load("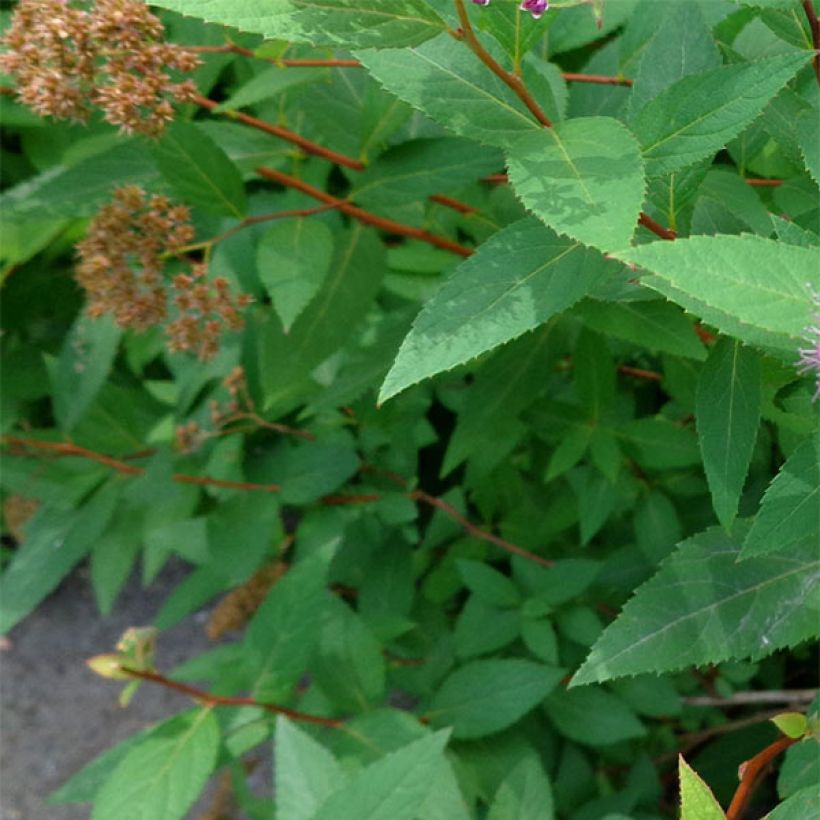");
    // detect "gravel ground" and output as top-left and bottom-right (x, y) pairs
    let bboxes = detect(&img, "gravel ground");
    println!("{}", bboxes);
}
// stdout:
(0, 562), (256, 820)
